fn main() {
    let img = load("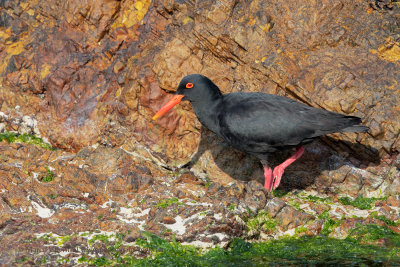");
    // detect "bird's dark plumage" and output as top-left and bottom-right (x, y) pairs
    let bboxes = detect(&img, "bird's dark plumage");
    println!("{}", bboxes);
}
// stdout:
(219, 92), (368, 155)
(176, 74), (368, 156)
(154, 74), (369, 191)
